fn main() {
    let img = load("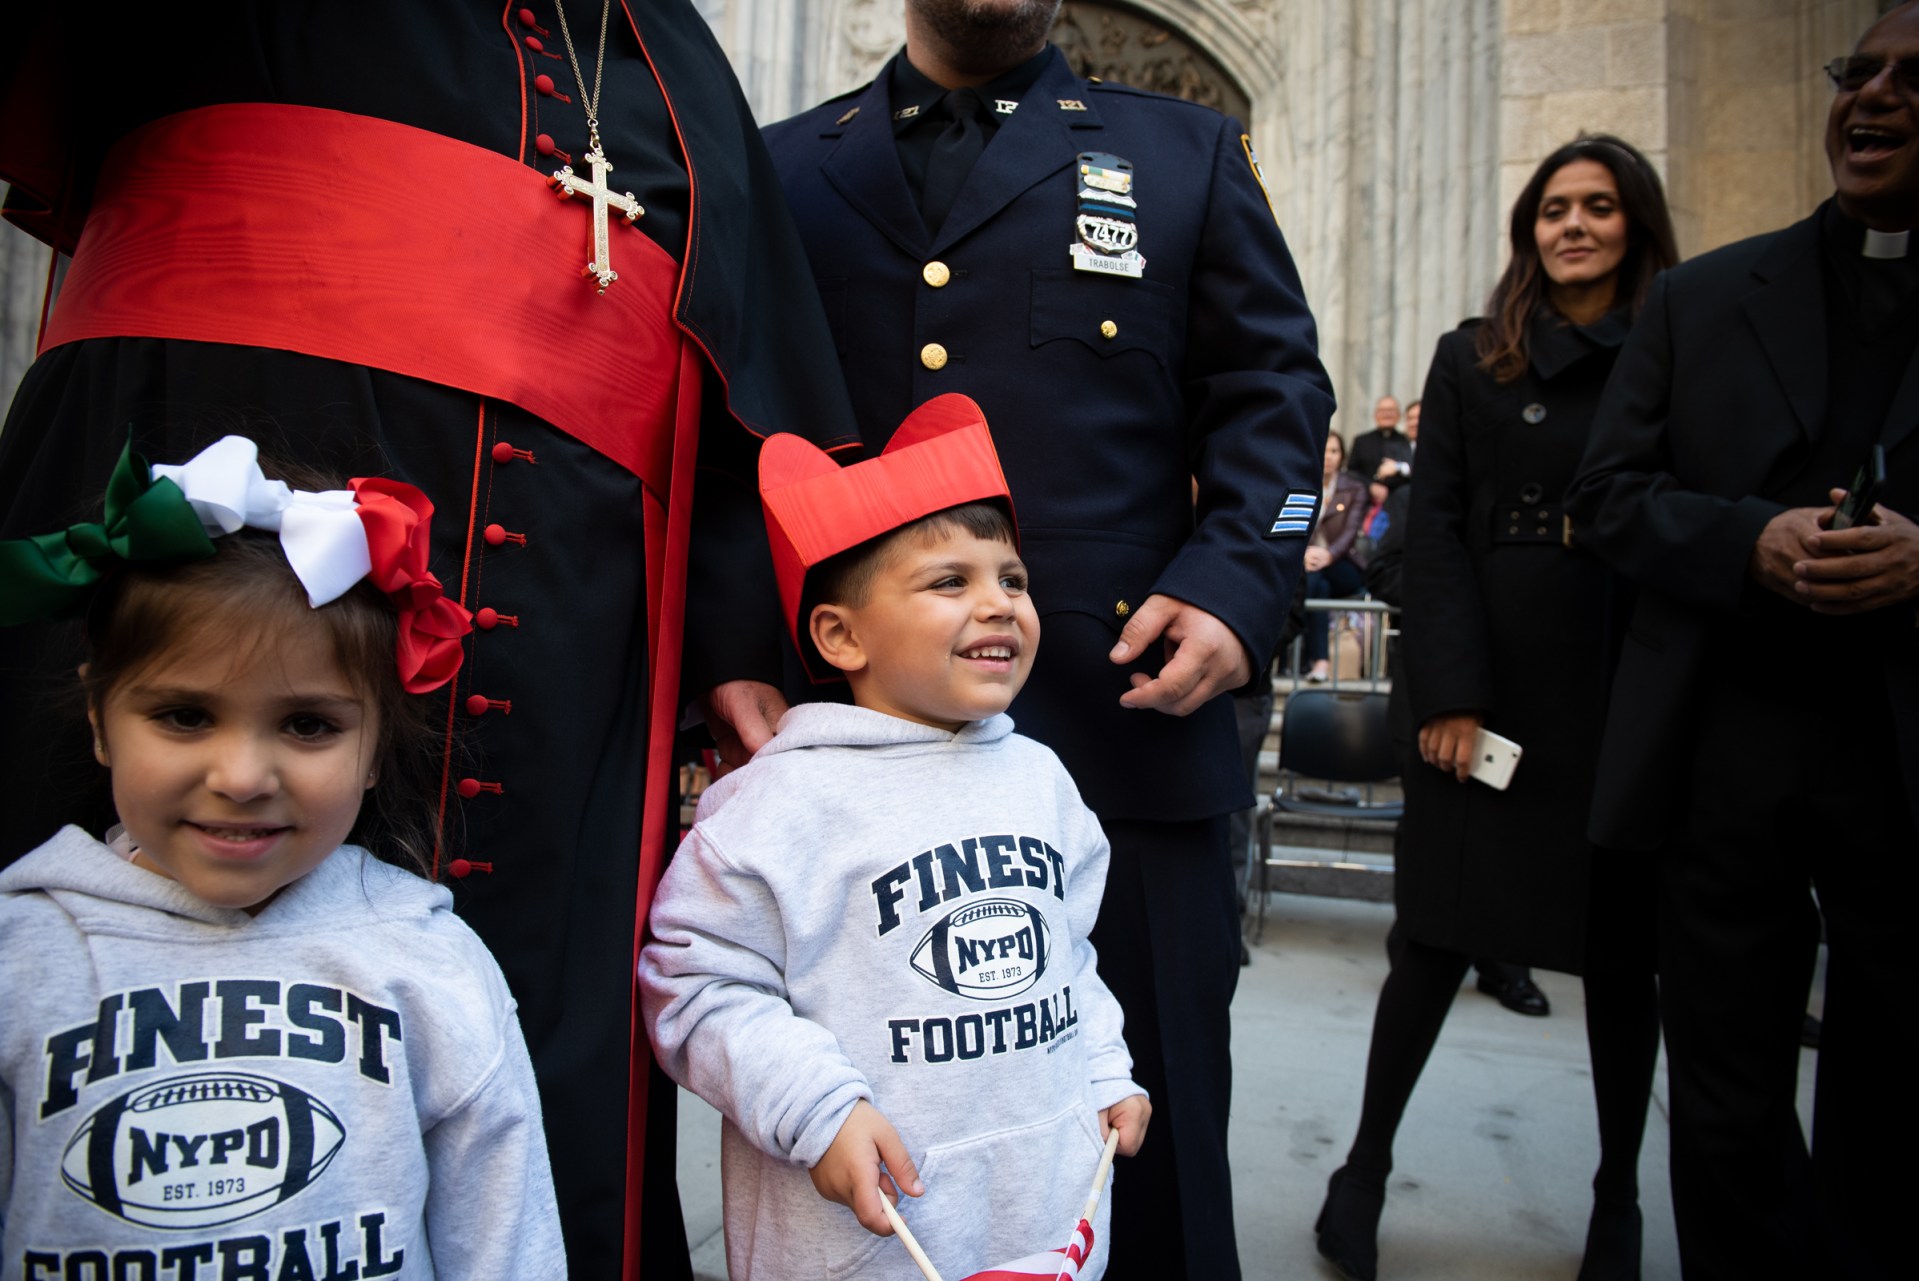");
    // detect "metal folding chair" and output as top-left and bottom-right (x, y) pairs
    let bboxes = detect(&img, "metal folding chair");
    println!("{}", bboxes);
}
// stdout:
(1251, 686), (1404, 940)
